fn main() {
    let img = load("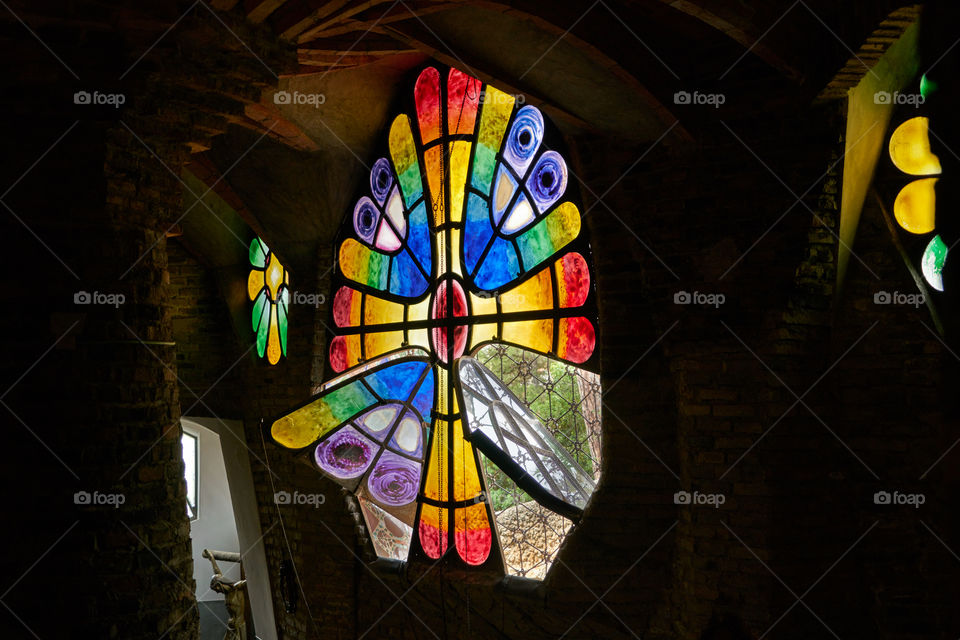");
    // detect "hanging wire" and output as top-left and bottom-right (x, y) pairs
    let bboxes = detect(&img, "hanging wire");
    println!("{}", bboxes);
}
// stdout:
(258, 422), (323, 639)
